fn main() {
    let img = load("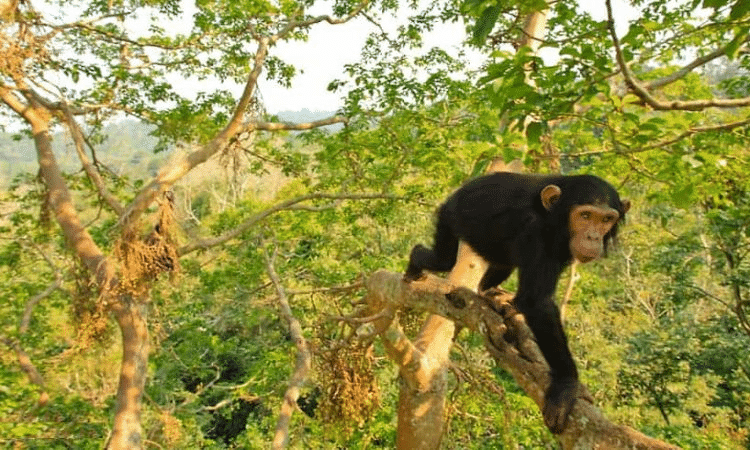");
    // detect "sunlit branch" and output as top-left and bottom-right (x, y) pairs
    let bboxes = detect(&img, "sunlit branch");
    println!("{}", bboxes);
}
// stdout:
(553, 116), (750, 159)
(639, 116), (750, 150)
(60, 19), (209, 51)
(643, 46), (734, 90)
(254, 115), (348, 131)
(272, 0), (370, 43)
(60, 100), (125, 215)
(606, 0), (750, 111)
(119, 36), (271, 230)
(286, 281), (364, 297)
(264, 245), (311, 450)
(686, 284), (733, 311)
(178, 192), (395, 255)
